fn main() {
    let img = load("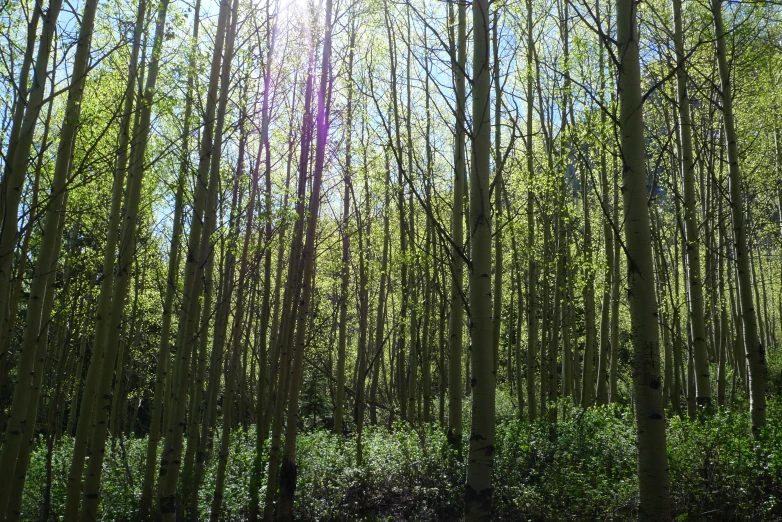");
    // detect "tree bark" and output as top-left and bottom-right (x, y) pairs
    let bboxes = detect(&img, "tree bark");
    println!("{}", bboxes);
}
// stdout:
(674, 0), (711, 409)
(0, 0), (62, 374)
(0, 0), (98, 513)
(712, 0), (766, 436)
(448, 0), (466, 451)
(616, 0), (672, 516)
(139, 0), (199, 510)
(277, 1), (332, 517)
(465, 0), (495, 519)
